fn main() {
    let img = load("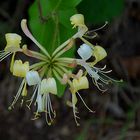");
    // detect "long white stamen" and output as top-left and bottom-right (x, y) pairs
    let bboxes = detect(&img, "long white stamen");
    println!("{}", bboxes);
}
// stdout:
(94, 79), (107, 92)
(72, 103), (80, 126)
(26, 85), (38, 109)
(0, 52), (11, 62)
(45, 95), (51, 125)
(9, 79), (25, 109)
(77, 92), (94, 113)
(47, 94), (52, 122)
(48, 94), (55, 116)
